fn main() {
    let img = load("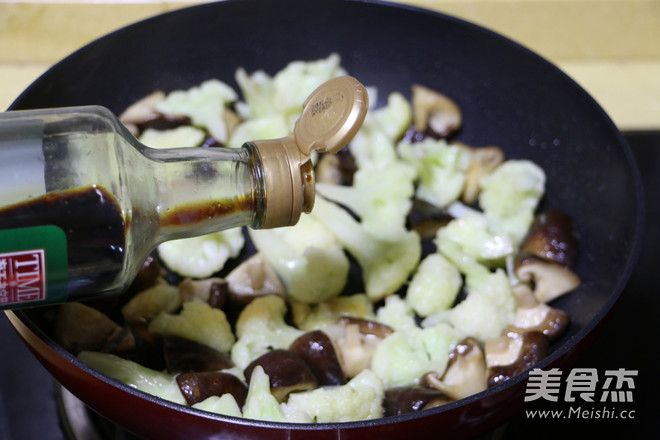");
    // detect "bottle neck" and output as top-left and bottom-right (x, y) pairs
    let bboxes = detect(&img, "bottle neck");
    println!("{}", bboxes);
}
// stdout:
(134, 142), (265, 245)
